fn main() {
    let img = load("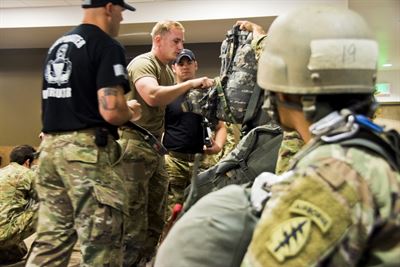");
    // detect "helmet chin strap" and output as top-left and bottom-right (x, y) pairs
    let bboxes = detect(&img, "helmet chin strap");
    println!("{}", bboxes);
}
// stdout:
(263, 92), (317, 125)
(274, 94), (317, 118)
(301, 95), (316, 121)
(262, 92), (281, 125)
